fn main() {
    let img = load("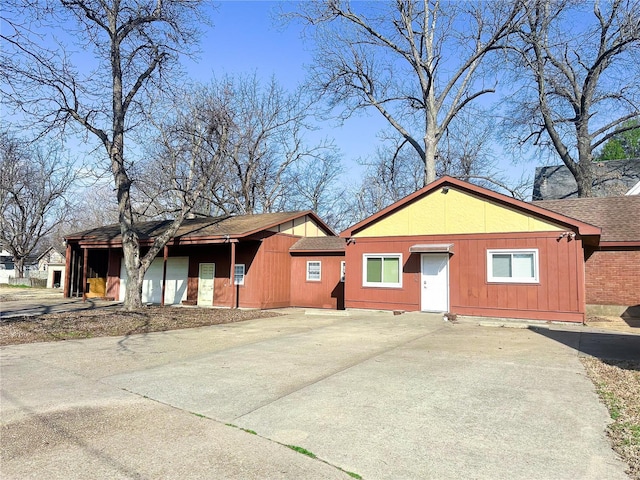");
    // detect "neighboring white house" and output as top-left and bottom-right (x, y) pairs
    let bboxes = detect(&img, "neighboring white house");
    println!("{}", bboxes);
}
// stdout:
(36, 247), (66, 288)
(0, 249), (15, 284)
(0, 247), (65, 287)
